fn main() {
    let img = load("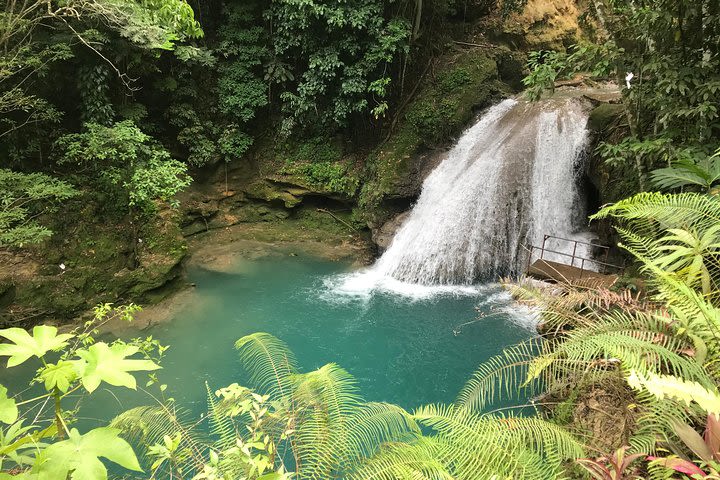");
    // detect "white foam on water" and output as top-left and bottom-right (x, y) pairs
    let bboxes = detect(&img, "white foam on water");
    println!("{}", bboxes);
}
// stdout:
(320, 269), (486, 303)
